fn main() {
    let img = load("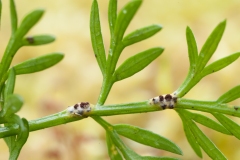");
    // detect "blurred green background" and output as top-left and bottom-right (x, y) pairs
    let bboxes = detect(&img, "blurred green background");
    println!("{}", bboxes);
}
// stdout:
(1, 0), (240, 159)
